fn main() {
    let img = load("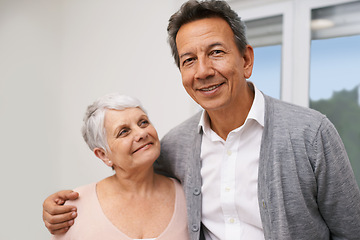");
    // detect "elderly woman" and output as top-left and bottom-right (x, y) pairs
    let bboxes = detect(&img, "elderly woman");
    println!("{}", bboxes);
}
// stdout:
(52, 93), (188, 240)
